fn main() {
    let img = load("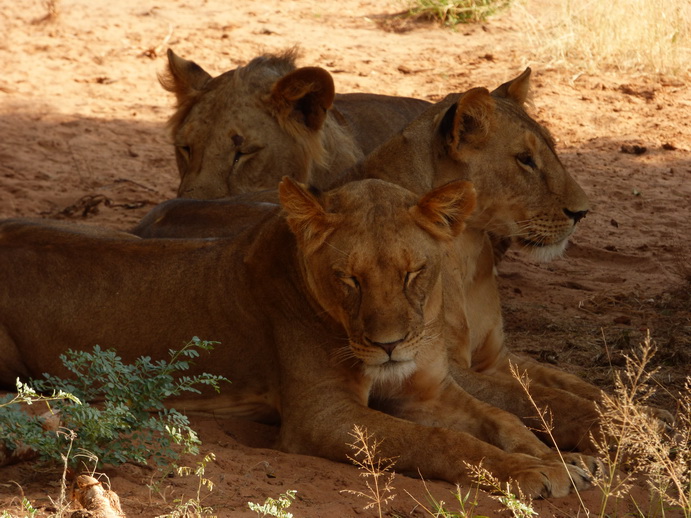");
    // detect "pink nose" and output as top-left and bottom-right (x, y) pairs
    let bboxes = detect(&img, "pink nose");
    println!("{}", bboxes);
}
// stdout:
(363, 335), (407, 356)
